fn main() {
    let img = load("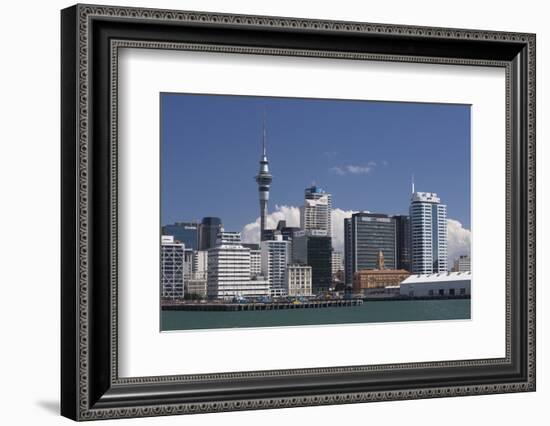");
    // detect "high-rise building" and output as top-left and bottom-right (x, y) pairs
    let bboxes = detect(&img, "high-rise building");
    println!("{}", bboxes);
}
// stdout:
(255, 118), (273, 241)
(199, 217), (222, 250)
(410, 191), (448, 274)
(292, 231), (332, 294)
(344, 217), (353, 287)
(300, 186), (332, 237)
(187, 250), (208, 298)
(394, 215), (411, 271)
(182, 248), (194, 284)
(162, 222), (200, 250)
(207, 232), (269, 299)
(192, 250), (208, 277)
(344, 213), (397, 286)
(452, 254), (471, 272)
(261, 235), (291, 297)
(161, 236), (185, 299)
(285, 265), (312, 297)
(276, 220), (300, 241)
(331, 251), (344, 276)
(243, 243), (262, 277)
